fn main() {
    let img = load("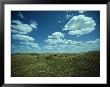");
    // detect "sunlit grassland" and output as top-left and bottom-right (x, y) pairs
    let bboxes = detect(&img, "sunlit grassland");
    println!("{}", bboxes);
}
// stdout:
(11, 51), (100, 77)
